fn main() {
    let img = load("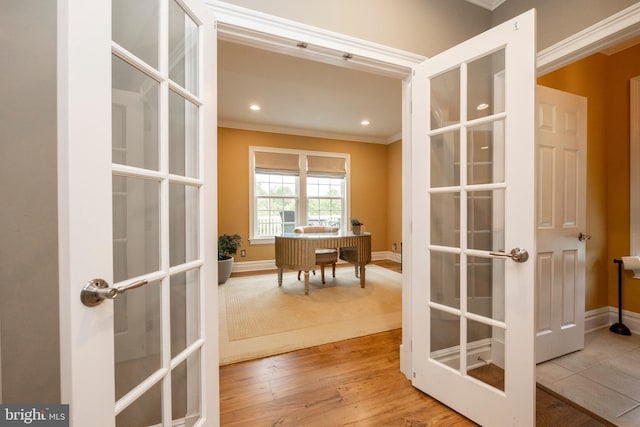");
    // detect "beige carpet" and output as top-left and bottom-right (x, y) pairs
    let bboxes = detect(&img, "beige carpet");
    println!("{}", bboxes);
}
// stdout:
(218, 264), (402, 365)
